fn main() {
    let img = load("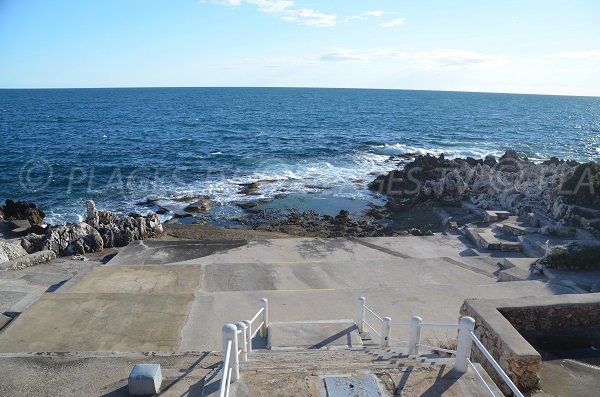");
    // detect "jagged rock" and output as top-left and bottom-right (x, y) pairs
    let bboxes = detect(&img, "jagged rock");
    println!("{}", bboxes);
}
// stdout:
(93, 204), (163, 248)
(21, 222), (104, 256)
(2, 199), (45, 225)
(184, 197), (212, 213)
(1, 250), (57, 271)
(371, 150), (581, 226)
(239, 182), (261, 195)
(0, 241), (27, 263)
(0, 207), (4, 222)
(483, 155), (497, 167)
